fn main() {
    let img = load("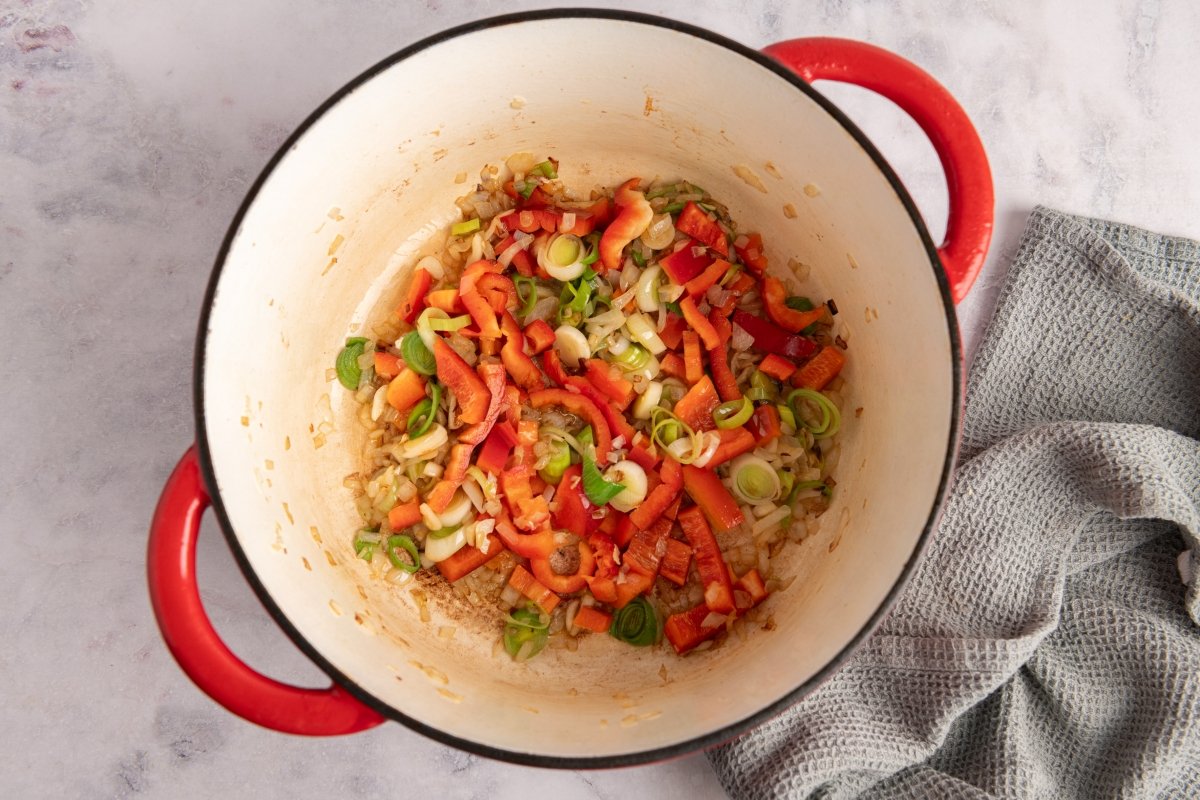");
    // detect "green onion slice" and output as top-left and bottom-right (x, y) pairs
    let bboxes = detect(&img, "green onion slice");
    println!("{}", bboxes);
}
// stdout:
(427, 525), (460, 540)
(406, 381), (441, 438)
(664, 300), (682, 315)
(609, 596), (660, 647)
(576, 425), (594, 449)
(386, 534), (420, 573)
(531, 160), (558, 179)
(582, 453), (624, 506)
(428, 314), (472, 332)
(612, 343), (650, 371)
(548, 234), (583, 268)
(631, 248), (647, 268)
(719, 261), (743, 286)
(663, 201), (685, 215)
(778, 470), (796, 503)
(713, 397), (753, 429)
(787, 388), (842, 438)
(749, 370), (779, 402)
(451, 218), (481, 236)
(729, 455), (781, 504)
(513, 275), (538, 321)
(776, 403), (796, 431)
(400, 332), (436, 376)
(503, 604), (550, 661)
(785, 296), (815, 311)
(353, 529), (381, 561)
(335, 338), (369, 390)
(538, 439), (571, 485)
(580, 234), (600, 267)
